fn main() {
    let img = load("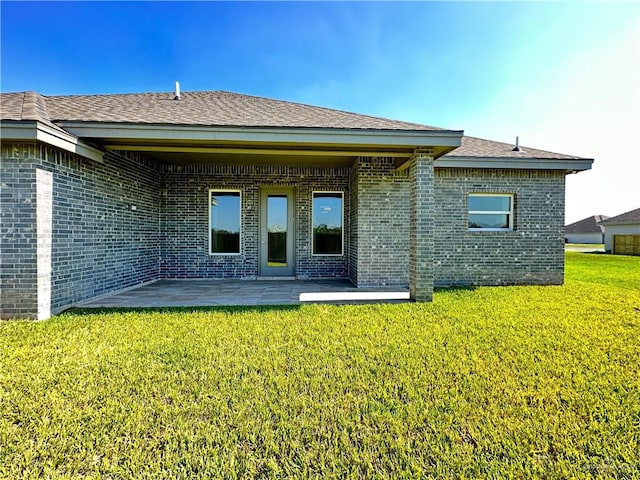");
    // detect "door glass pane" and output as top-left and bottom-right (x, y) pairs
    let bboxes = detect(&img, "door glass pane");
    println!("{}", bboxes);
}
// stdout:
(267, 195), (287, 266)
